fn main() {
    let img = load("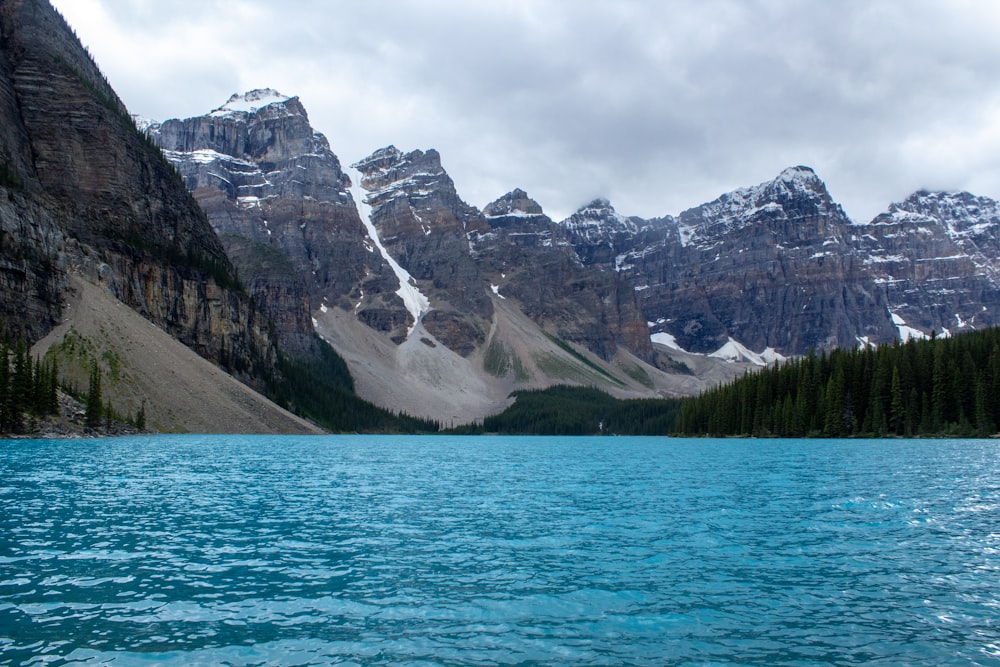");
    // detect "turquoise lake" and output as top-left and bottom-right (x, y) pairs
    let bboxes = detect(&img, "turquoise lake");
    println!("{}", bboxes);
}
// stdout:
(1, 435), (998, 665)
